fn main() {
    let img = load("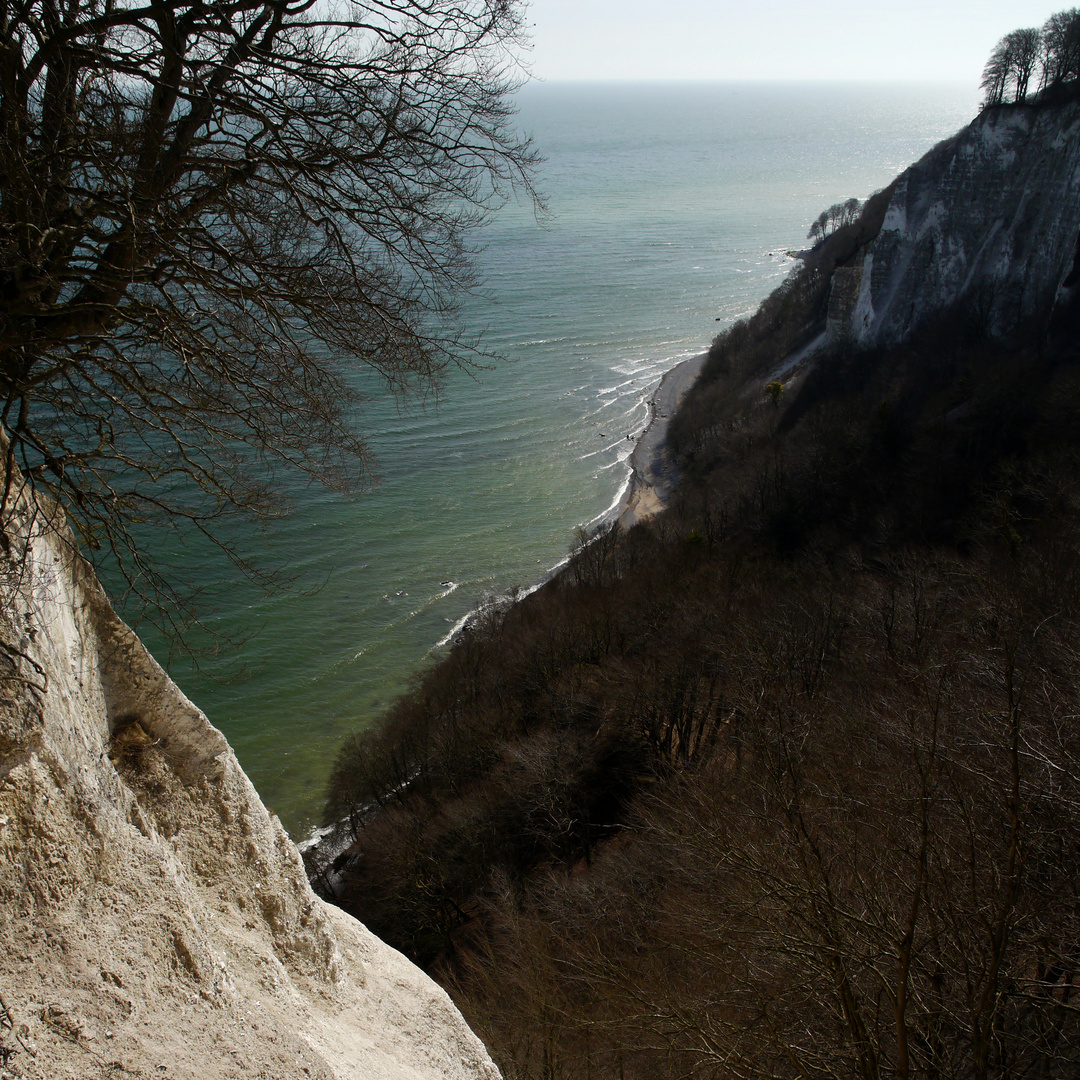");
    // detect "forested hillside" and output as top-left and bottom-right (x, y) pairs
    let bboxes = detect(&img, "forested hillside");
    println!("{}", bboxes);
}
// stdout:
(317, 93), (1080, 1080)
